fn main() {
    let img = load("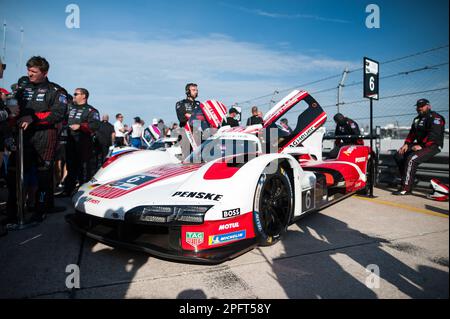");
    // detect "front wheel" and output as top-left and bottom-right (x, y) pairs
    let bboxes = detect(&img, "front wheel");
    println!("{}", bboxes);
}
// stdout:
(253, 164), (293, 246)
